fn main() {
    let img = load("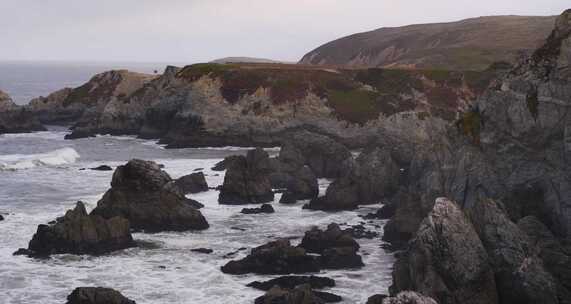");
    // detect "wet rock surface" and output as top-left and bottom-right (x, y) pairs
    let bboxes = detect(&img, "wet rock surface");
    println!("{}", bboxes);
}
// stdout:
(241, 204), (275, 214)
(218, 148), (275, 205)
(16, 202), (135, 257)
(247, 276), (335, 291)
(174, 172), (209, 194)
(254, 284), (342, 304)
(66, 287), (136, 304)
(91, 159), (209, 232)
